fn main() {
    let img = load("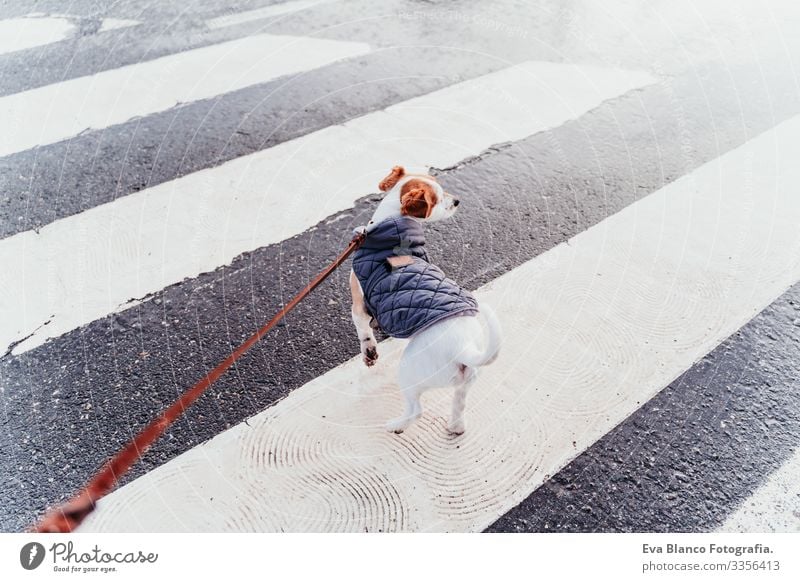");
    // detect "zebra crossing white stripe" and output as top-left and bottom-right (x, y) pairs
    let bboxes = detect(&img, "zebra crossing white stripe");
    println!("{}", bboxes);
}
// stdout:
(206, 0), (339, 29)
(79, 114), (800, 532)
(0, 33), (370, 157)
(0, 61), (655, 356)
(0, 16), (75, 55)
(96, 18), (140, 33)
(718, 449), (800, 532)
(0, 15), (139, 56)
